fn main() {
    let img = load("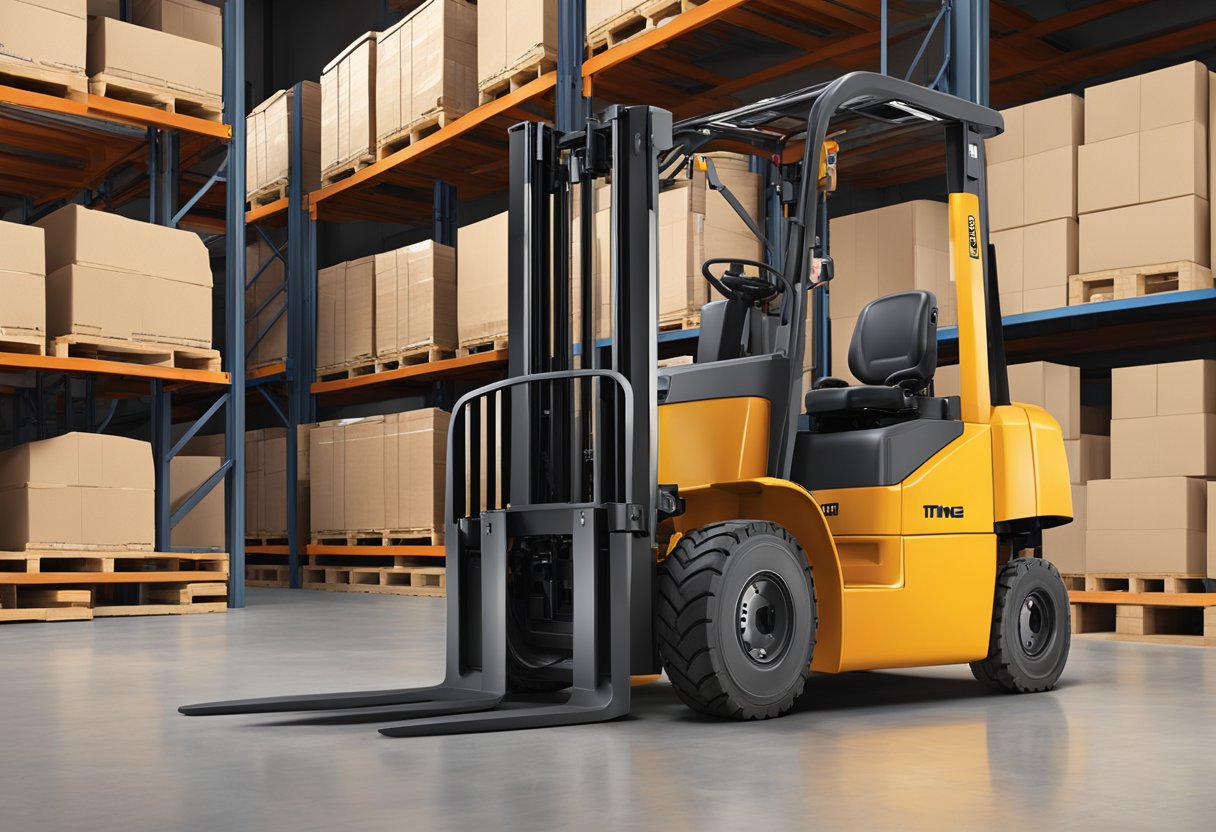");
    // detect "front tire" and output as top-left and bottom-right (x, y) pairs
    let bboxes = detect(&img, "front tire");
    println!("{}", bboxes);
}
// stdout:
(657, 521), (817, 720)
(970, 557), (1071, 693)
